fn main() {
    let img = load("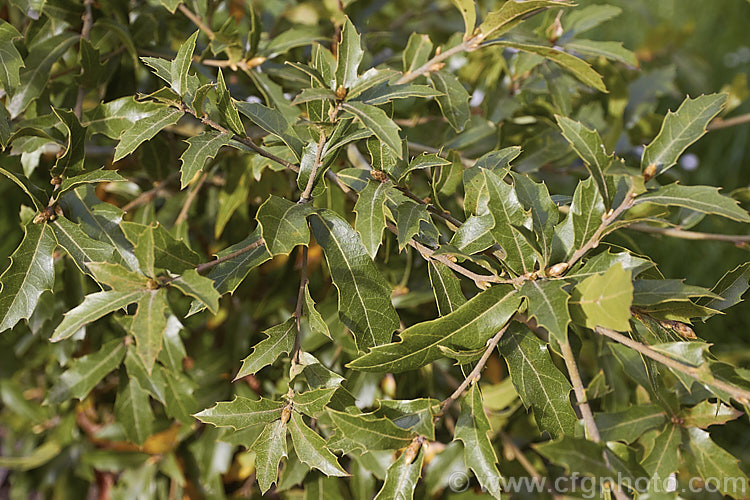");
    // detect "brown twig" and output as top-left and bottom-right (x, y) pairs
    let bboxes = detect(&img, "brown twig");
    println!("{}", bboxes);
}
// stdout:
(121, 173), (179, 213)
(708, 112), (750, 131)
(175, 171), (208, 225)
(291, 246), (309, 368)
(434, 321), (512, 422)
(564, 189), (636, 270)
(559, 340), (600, 442)
(626, 223), (750, 244)
(396, 38), (478, 85)
(180, 104), (299, 172)
(74, 0), (95, 119)
(194, 239), (265, 274)
(299, 132), (326, 203)
(595, 326), (750, 404)
(178, 3), (215, 40)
